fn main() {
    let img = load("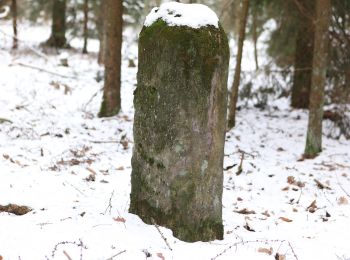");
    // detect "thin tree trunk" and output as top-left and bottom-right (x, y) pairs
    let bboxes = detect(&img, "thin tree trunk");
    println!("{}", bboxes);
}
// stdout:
(98, 0), (106, 64)
(291, 0), (315, 109)
(304, 0), (331, 158)
(45, 0), (67, 48)
(11, 0), (17, 49)
(98, 0), (123, 117)
(82, 0), (88, 54)
(252, 5), (258, 70)
(227, 0), (250, 129)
